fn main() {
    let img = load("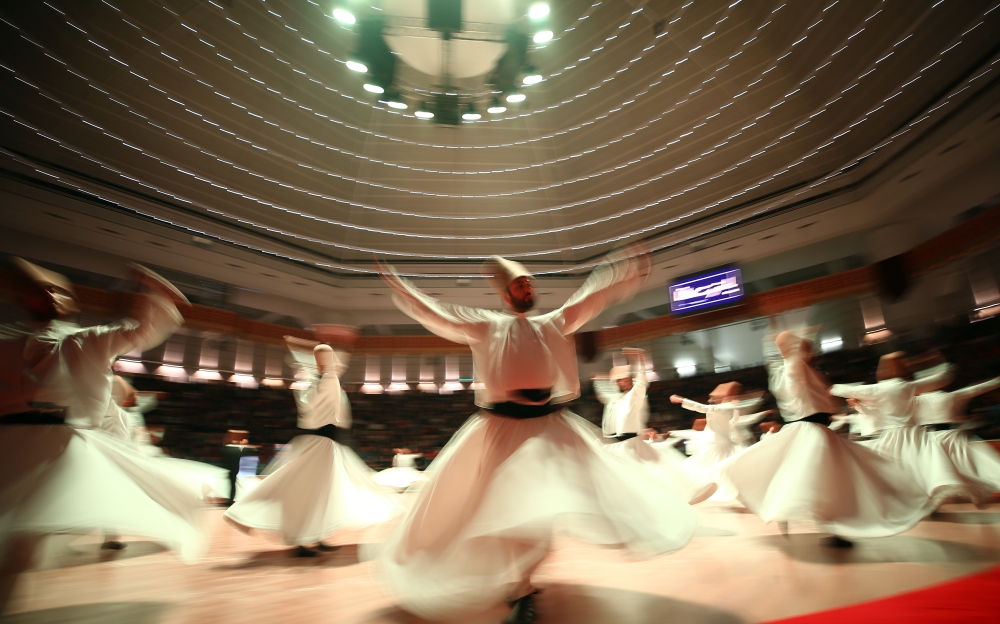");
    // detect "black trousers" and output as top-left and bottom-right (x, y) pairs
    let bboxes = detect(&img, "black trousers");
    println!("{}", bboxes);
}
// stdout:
(222, 445), (254, 505)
